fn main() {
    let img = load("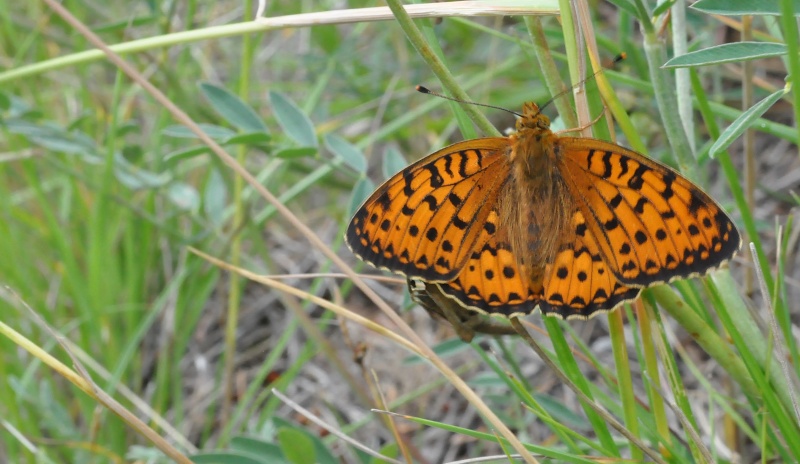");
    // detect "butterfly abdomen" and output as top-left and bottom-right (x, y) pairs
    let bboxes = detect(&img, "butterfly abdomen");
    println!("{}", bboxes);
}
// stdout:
(500, 141), (576, 273)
